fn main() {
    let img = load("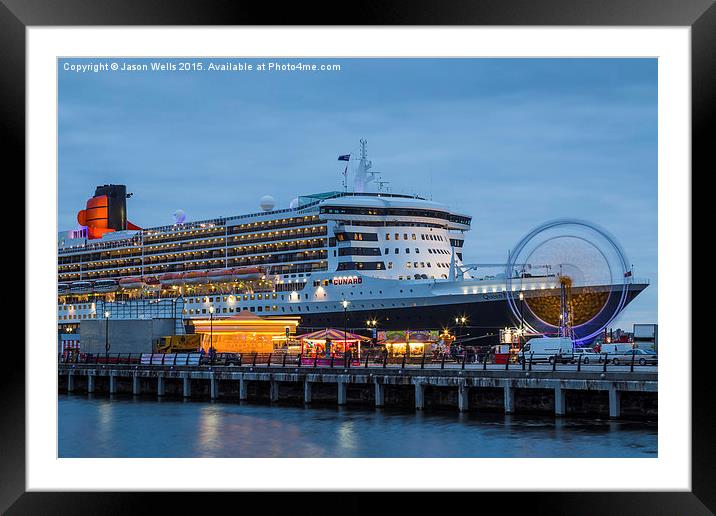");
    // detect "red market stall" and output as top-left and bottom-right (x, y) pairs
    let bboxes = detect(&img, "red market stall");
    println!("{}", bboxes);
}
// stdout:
(298, 328), (370, 365)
